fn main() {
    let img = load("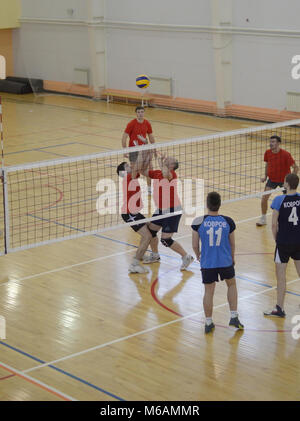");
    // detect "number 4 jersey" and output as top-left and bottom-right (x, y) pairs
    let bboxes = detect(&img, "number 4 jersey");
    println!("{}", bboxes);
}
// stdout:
(271, 193), (300, 244)
(192, 215), (236, 269)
